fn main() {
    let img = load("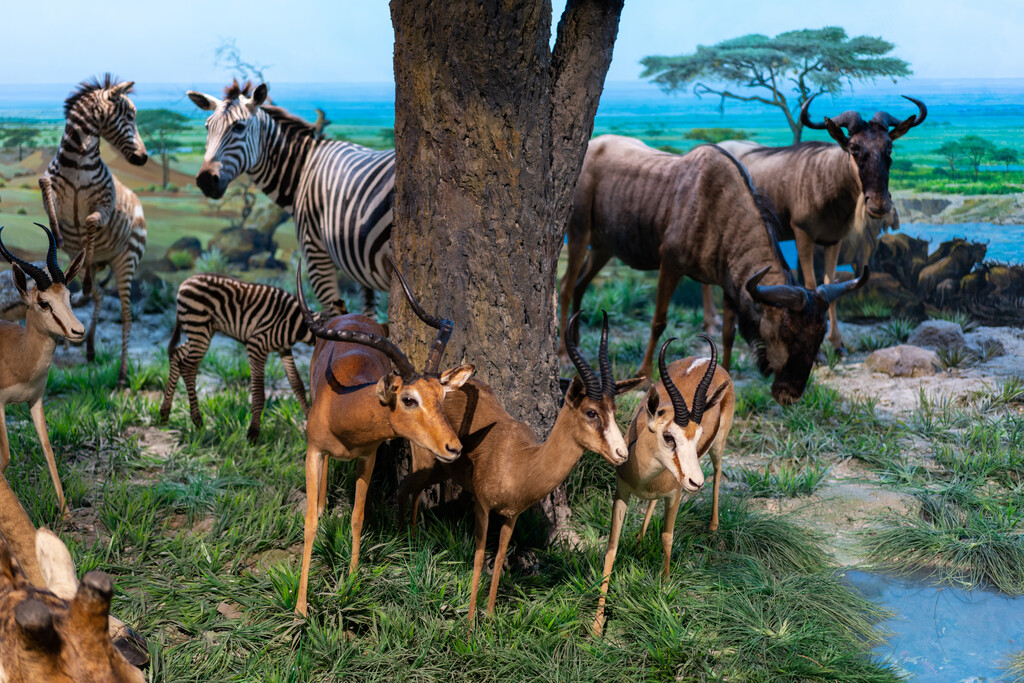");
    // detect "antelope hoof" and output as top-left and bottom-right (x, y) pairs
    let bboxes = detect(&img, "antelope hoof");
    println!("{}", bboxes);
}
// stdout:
(246, 426), (260, 444)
